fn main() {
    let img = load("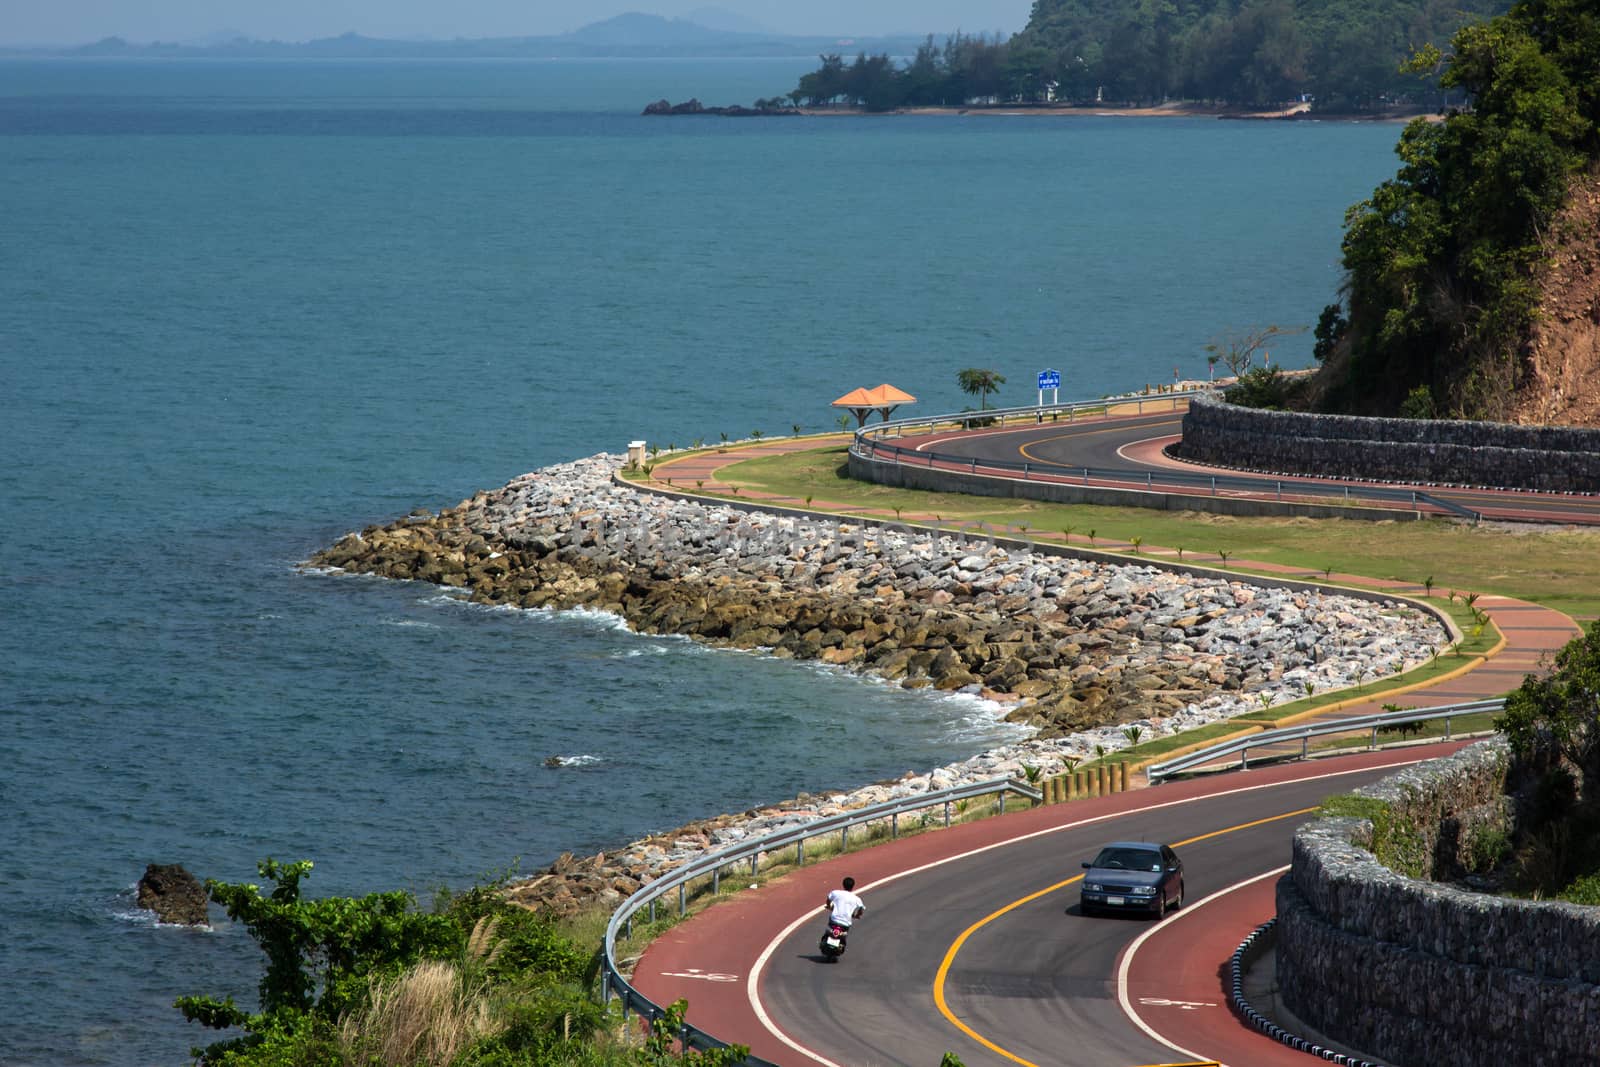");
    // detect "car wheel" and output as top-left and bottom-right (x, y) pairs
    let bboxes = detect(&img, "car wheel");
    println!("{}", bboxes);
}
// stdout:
(1154, 893), (1167, 920)
(1175, 881), (1185, 909)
